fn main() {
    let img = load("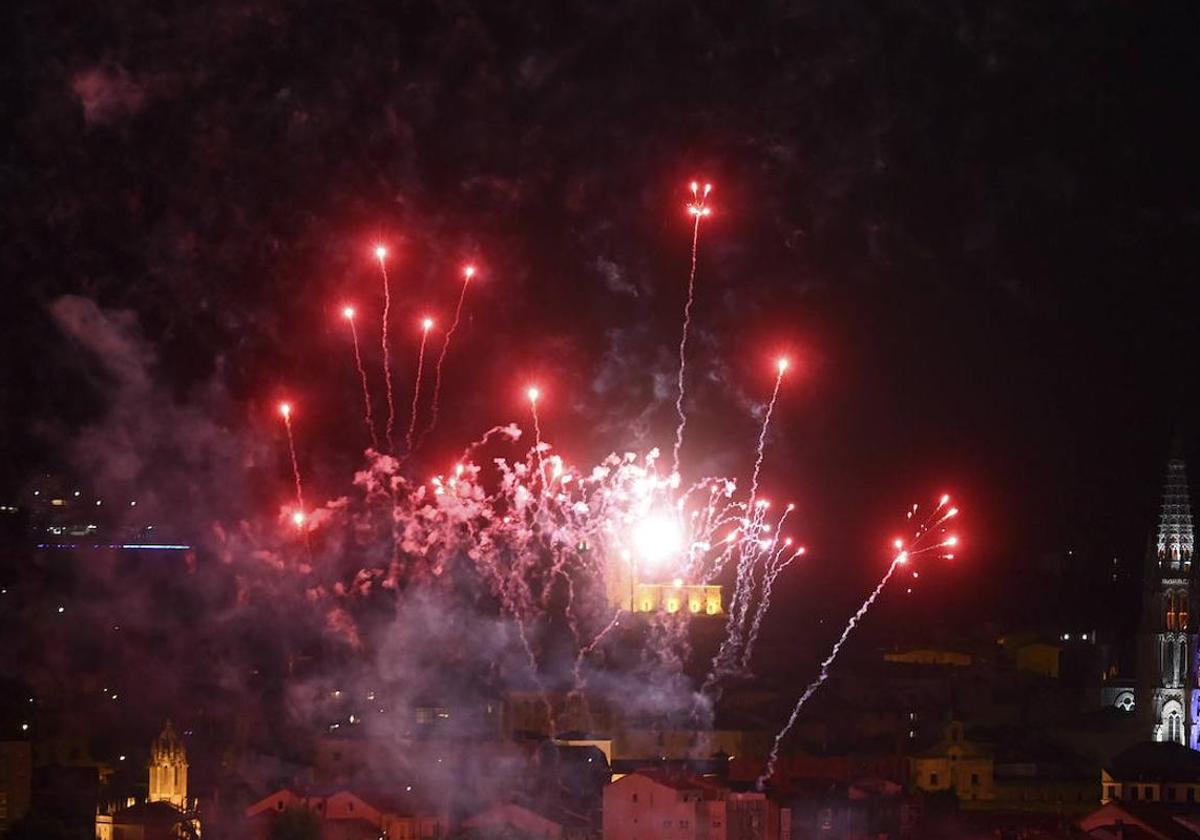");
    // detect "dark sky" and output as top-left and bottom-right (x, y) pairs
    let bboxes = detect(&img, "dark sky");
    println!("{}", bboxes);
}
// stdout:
(3, 1), (1199, 628)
